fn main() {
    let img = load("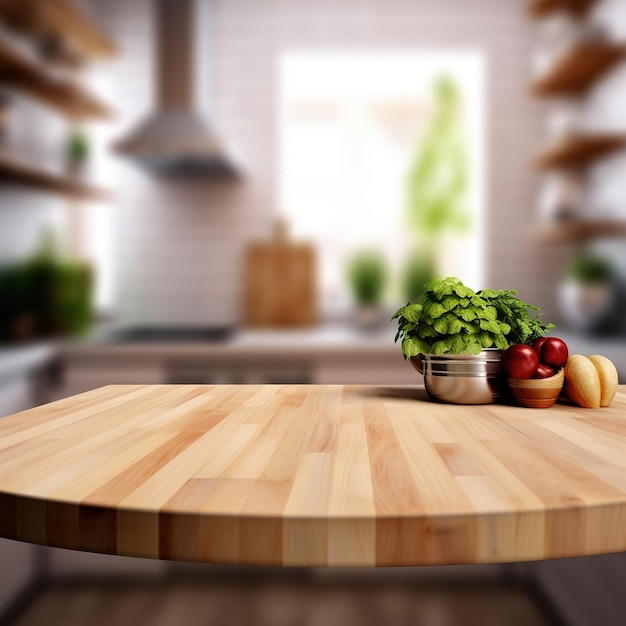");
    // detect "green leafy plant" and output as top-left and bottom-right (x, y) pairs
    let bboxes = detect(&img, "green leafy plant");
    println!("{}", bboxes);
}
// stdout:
(393, 276), (554, 358)
(347, 250), (388, 306)
(0, 229), (93, 342)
